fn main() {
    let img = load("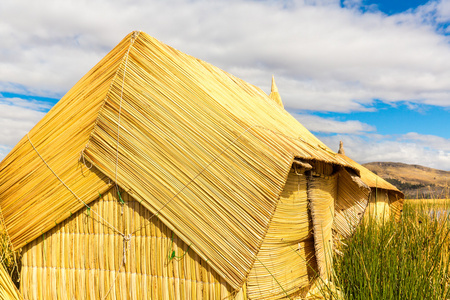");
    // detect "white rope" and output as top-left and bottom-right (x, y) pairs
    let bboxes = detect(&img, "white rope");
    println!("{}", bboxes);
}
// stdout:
(123, 234), (132, 265)
(79, 150), (93, 170)
(27, 133), (124, 237)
